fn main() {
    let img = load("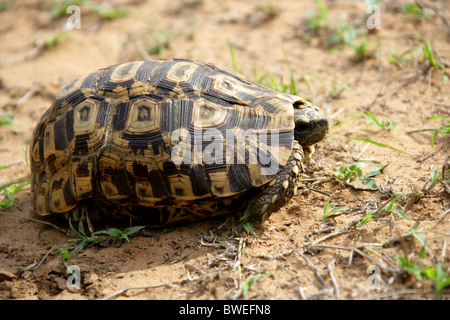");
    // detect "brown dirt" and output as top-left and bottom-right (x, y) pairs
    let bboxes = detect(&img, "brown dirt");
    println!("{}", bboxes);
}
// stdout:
(0, 0), (449, 301)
